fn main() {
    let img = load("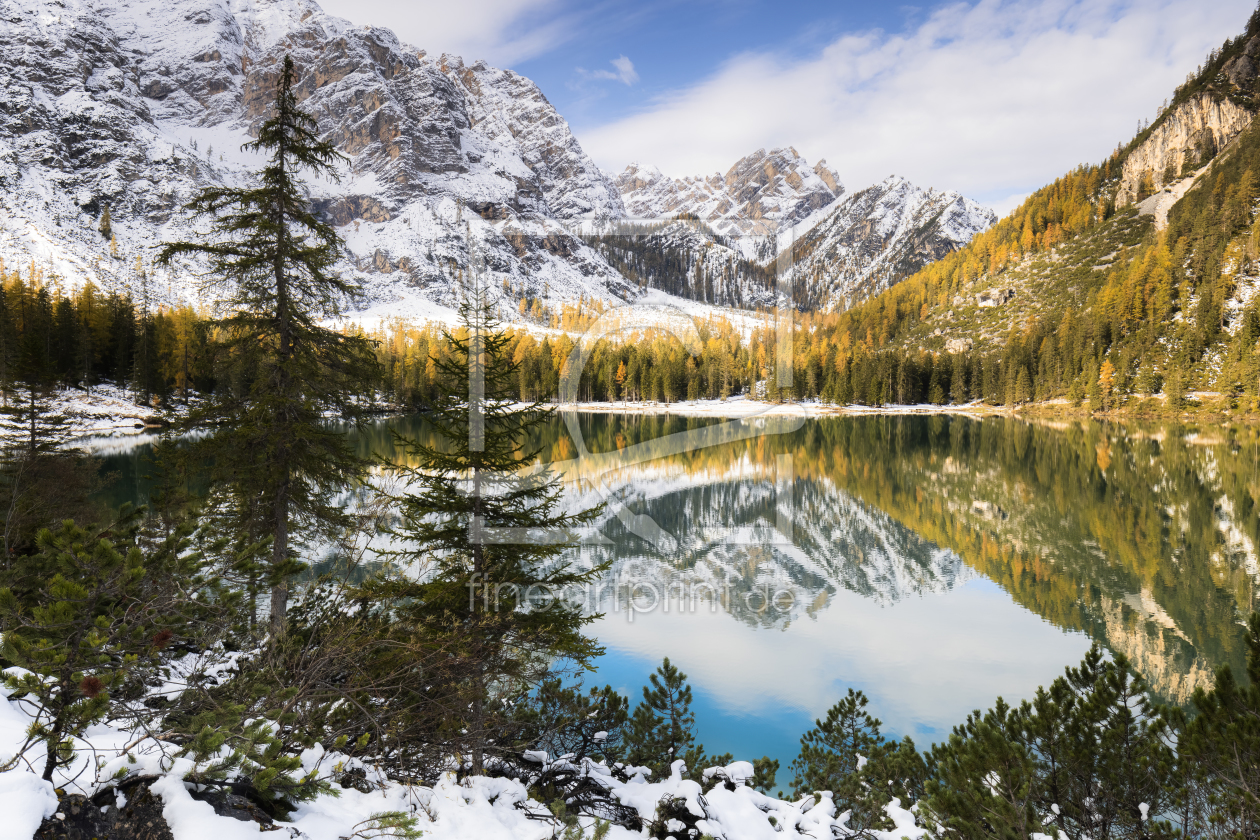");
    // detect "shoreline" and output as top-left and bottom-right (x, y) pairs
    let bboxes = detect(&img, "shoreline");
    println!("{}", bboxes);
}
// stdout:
(553, 394), (1260, 425)
(26, 389), (1260, 448)
(551, 396), (1009, 419)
